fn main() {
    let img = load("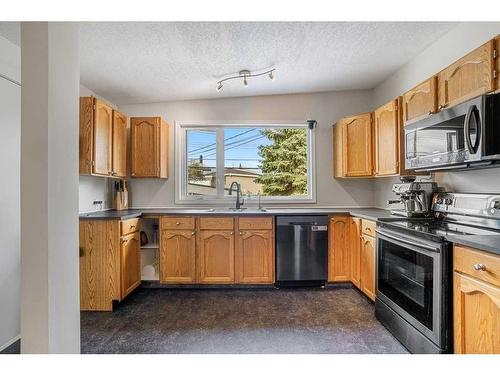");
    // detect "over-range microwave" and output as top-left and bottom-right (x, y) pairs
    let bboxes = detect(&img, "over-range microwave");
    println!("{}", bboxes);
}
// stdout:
(405, 92), (500, 172)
